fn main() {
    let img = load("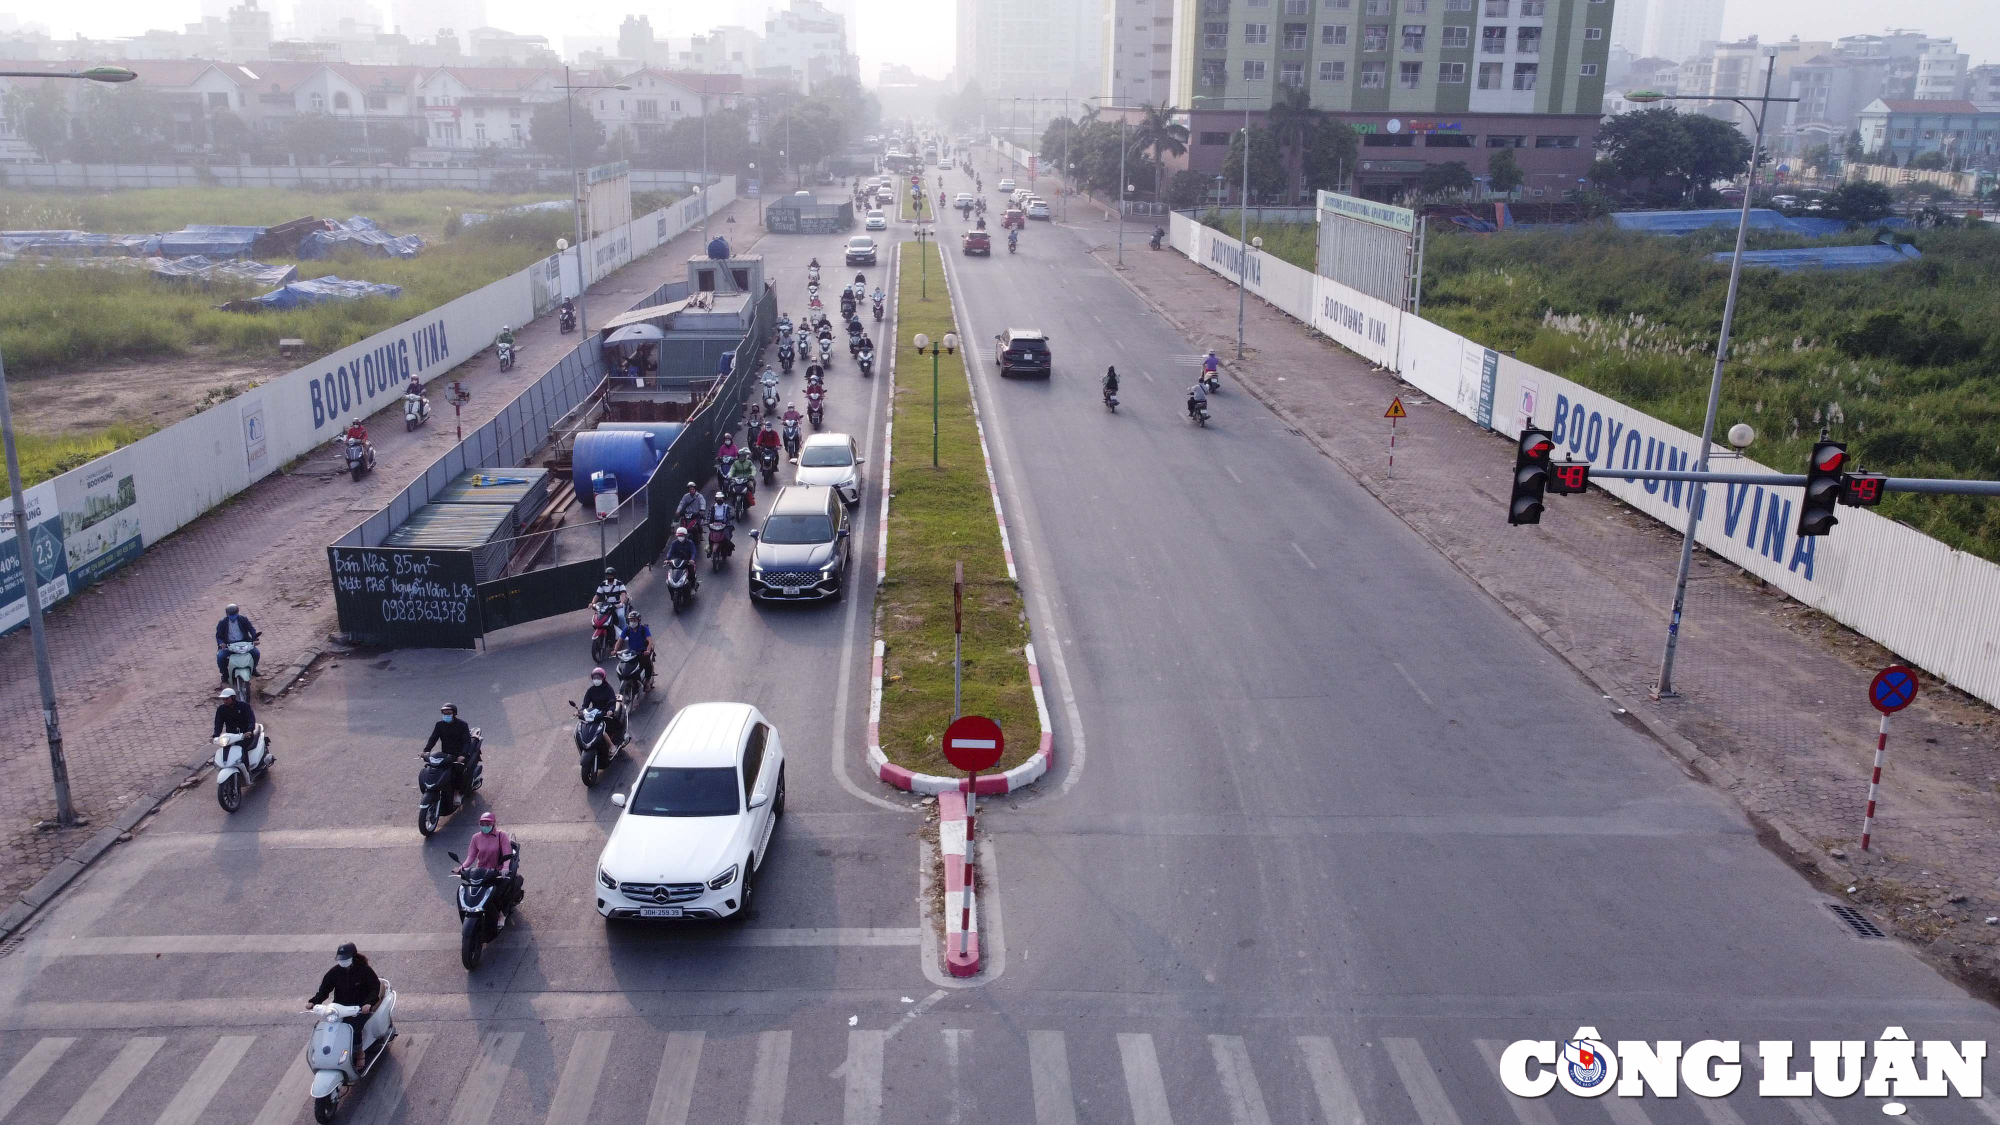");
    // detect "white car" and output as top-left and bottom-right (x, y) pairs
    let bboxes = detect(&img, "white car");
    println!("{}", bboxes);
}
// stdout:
(596, 703), (785, 921)
(997, 178), (1016, 193)
(865, 210), (888, 230)
(1026, 200), (1051, 220)
(794, 432), (863, 505)
(954, 192), (974, 207)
